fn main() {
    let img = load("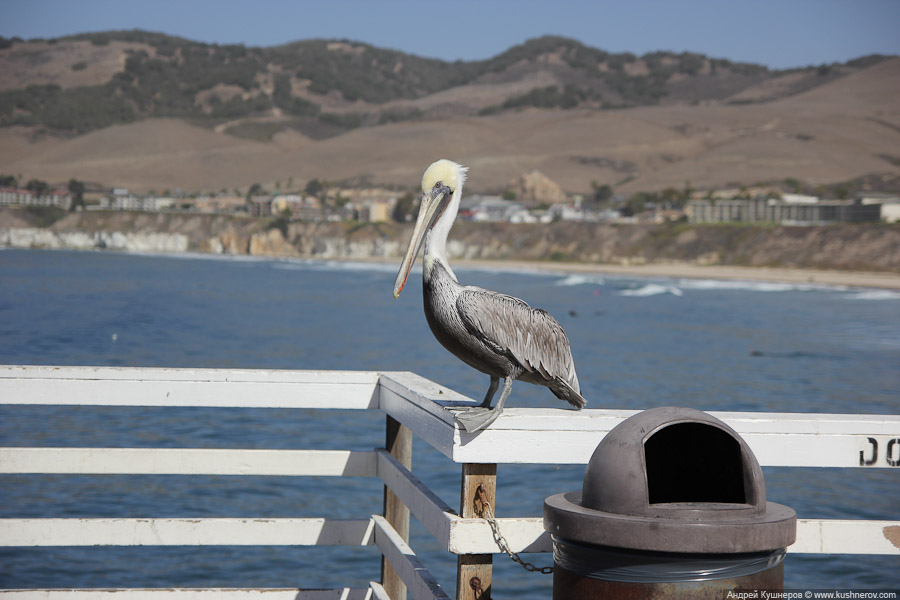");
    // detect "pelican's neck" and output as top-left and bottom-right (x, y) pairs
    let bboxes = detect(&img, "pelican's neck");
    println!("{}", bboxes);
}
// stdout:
(423, 188), (461, 284)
